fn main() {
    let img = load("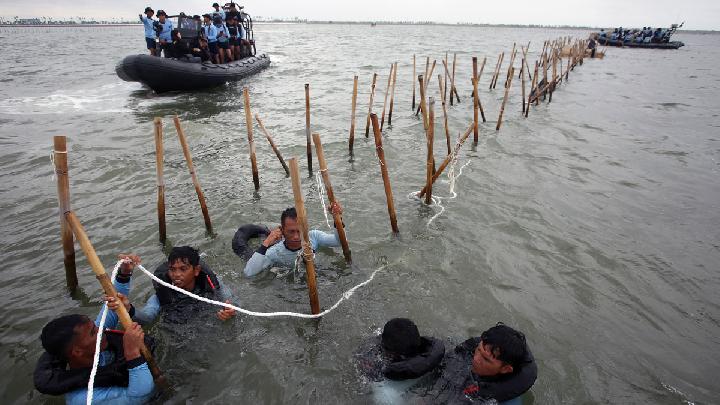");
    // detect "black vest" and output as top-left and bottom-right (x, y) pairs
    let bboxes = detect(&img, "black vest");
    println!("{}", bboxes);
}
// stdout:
(152, 262), (221, 323)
